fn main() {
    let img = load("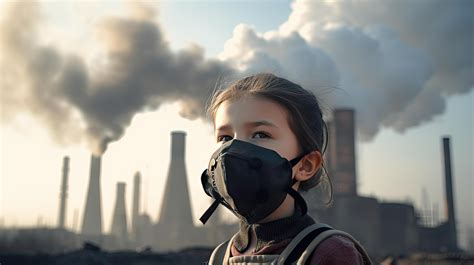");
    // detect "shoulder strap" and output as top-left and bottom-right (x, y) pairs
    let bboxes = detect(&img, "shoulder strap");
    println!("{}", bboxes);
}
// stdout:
(208, 232), (239, 265)
(296, 229), (373, 265)
(277, 223), (332, 265)
(208, 240), (229, 265)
